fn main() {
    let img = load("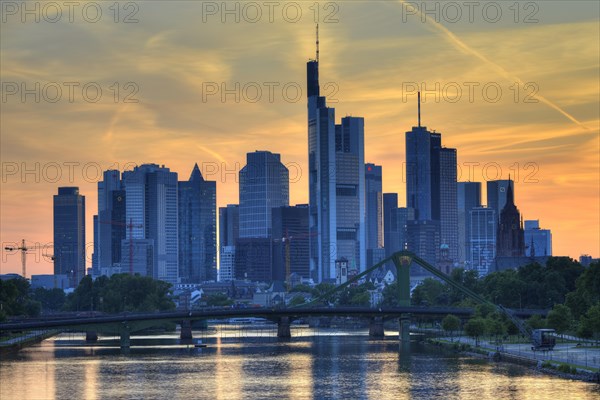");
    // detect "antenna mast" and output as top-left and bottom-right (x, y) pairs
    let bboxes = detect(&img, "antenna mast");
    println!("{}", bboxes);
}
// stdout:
(316, 24), (319, 62)
(418, 91), (421, 127)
